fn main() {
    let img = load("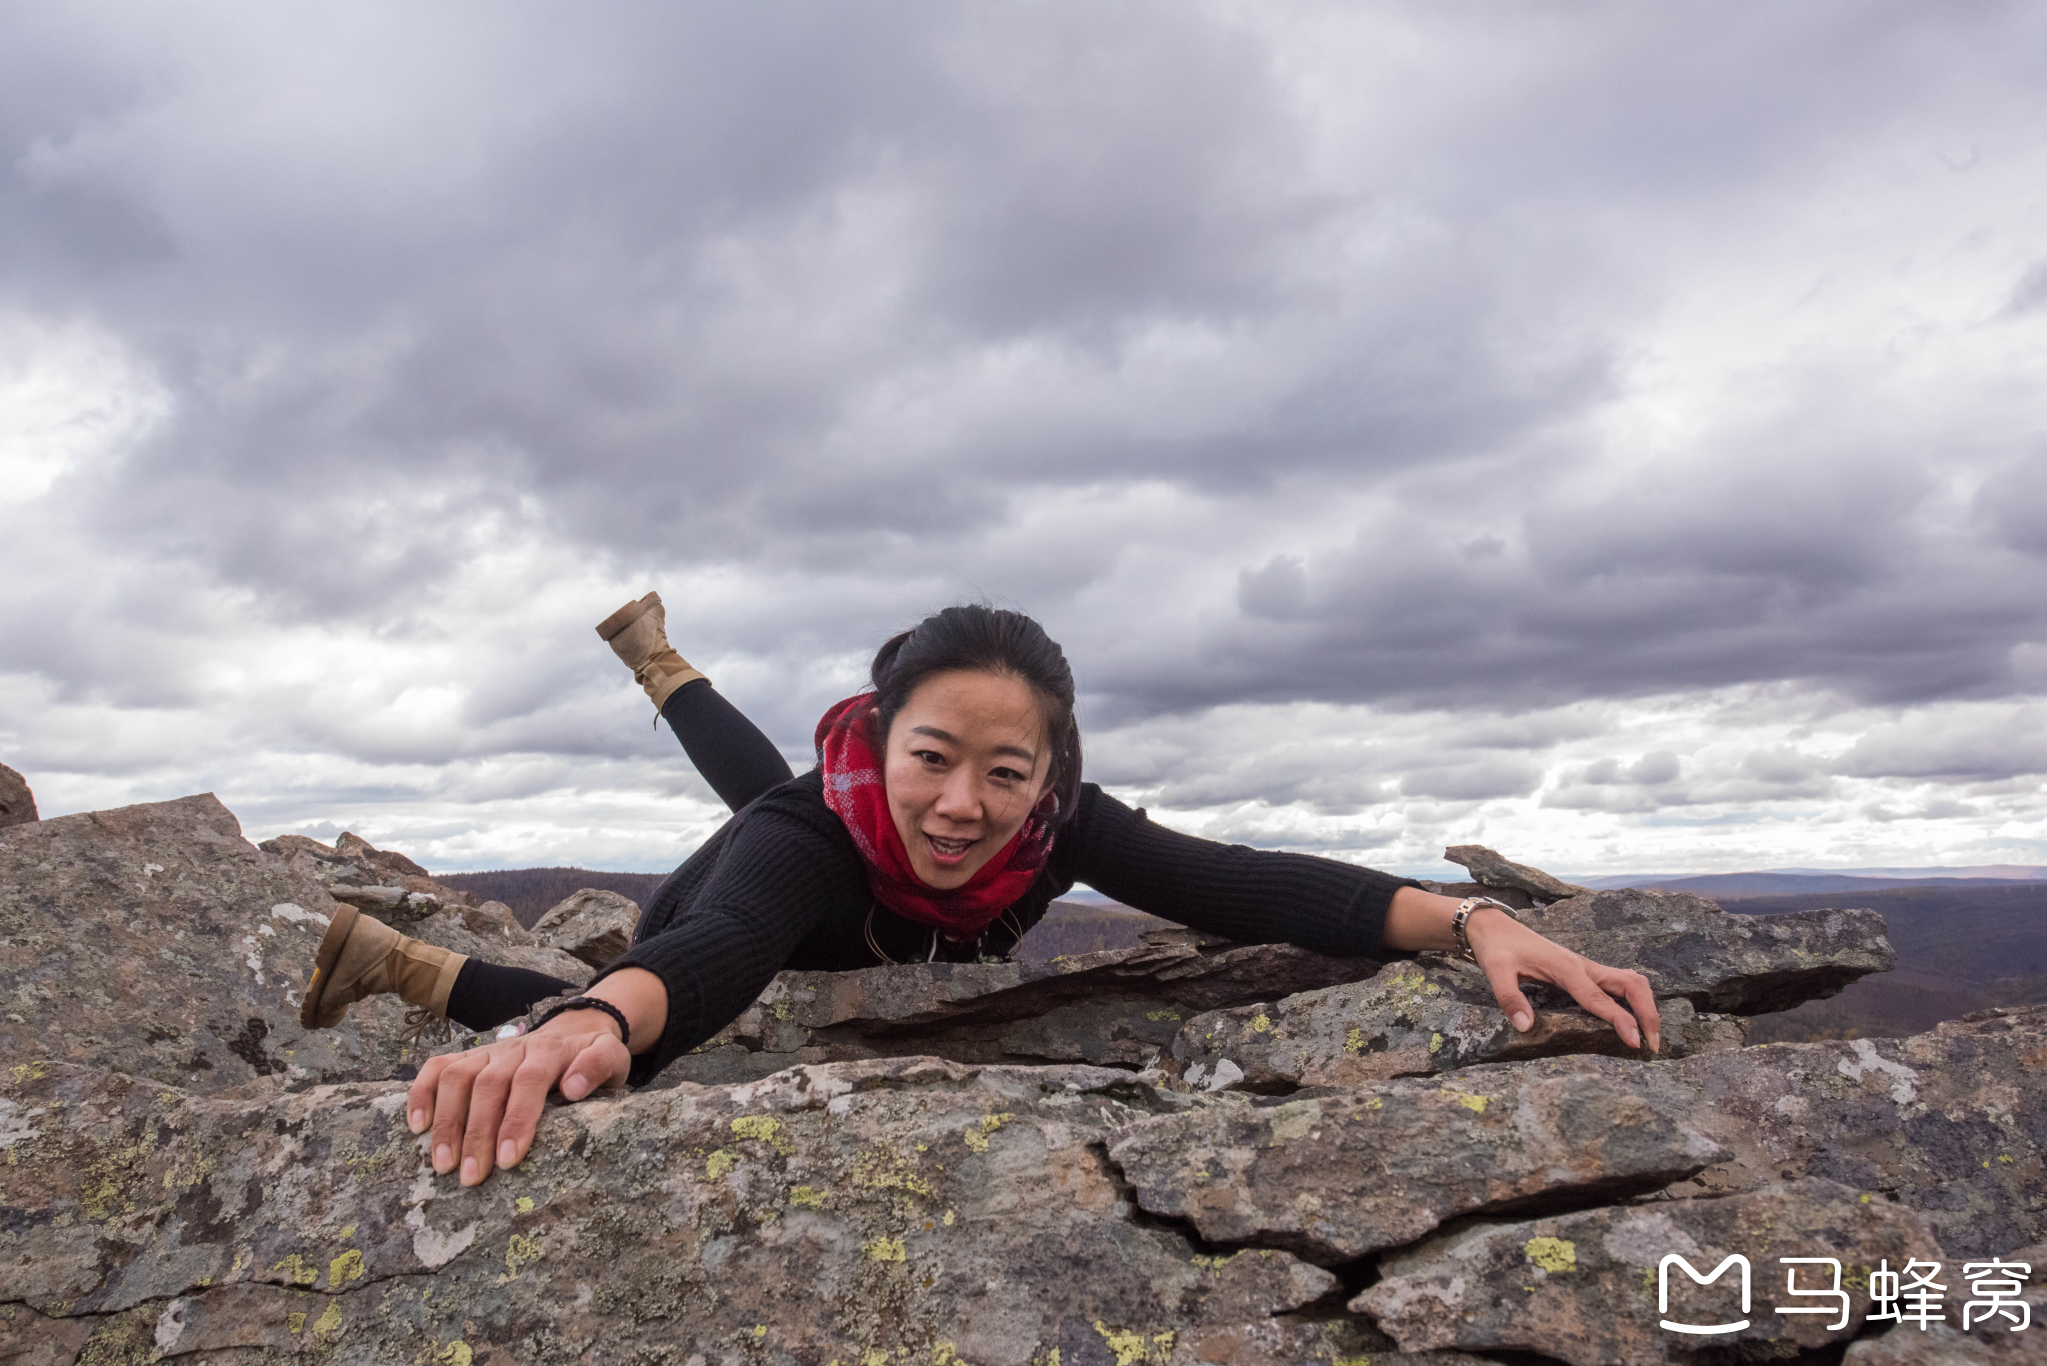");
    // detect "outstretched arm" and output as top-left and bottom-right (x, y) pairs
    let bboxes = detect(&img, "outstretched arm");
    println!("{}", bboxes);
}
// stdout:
(1064, 783), (1657, 1051)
